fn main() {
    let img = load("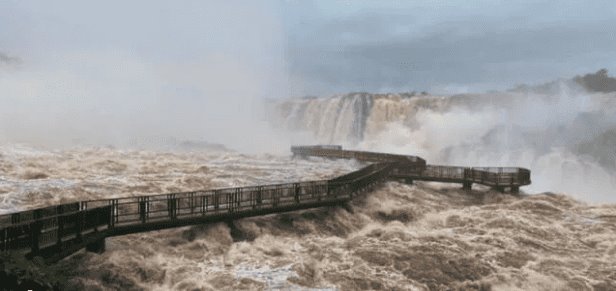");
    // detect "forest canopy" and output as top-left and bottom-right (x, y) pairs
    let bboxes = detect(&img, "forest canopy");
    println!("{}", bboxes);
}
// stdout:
(573, 69), (616, 93)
